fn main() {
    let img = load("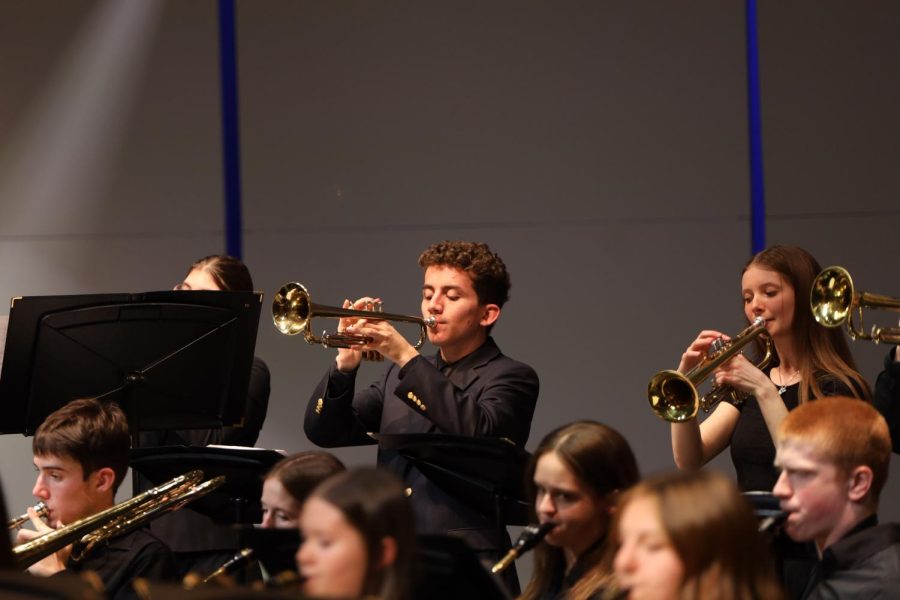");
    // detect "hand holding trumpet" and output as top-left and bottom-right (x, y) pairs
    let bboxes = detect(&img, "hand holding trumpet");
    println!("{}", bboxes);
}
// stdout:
(677, 330), (730, 374)
(337, 297), (420, 370)
(15, 506), (70, 576)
